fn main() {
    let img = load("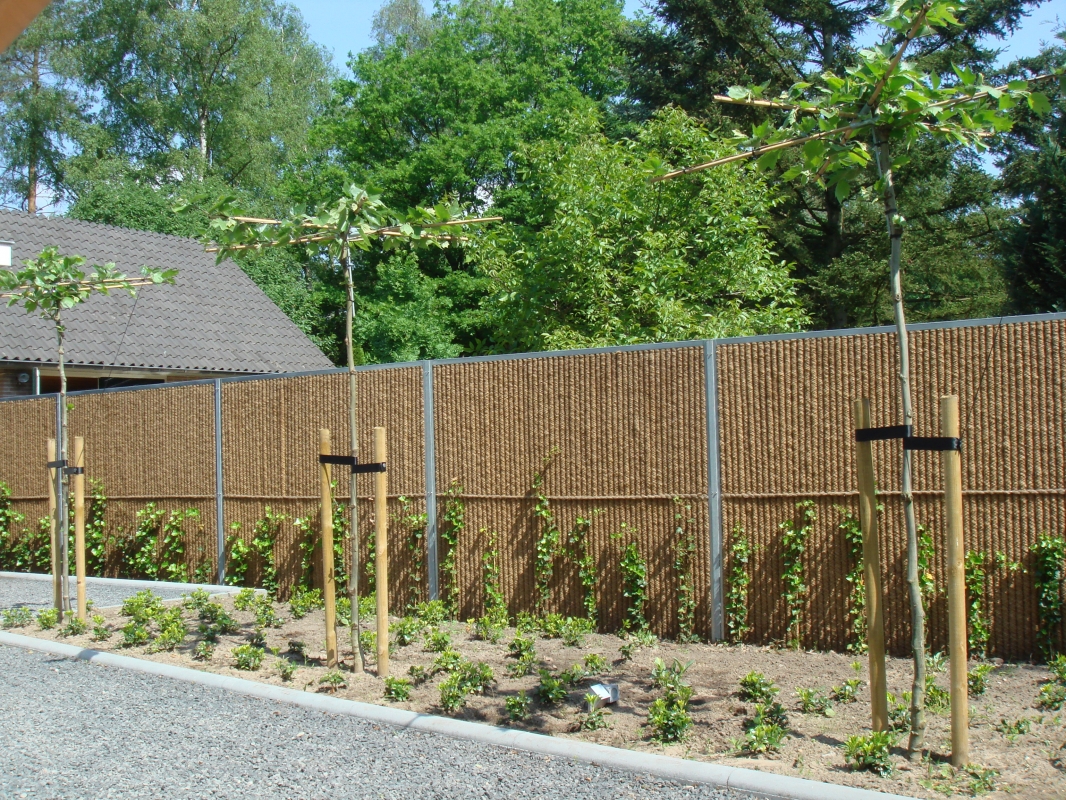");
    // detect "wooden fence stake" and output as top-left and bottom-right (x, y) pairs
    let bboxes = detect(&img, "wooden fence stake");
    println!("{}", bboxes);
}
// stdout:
(73, 436), (86, 622)
(942, 395), (969, 767)
(47, 437), (60, 612)
(853, 398), (888, 733)
(320, 428), (338, 668)
(374, 426), (389, 678)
